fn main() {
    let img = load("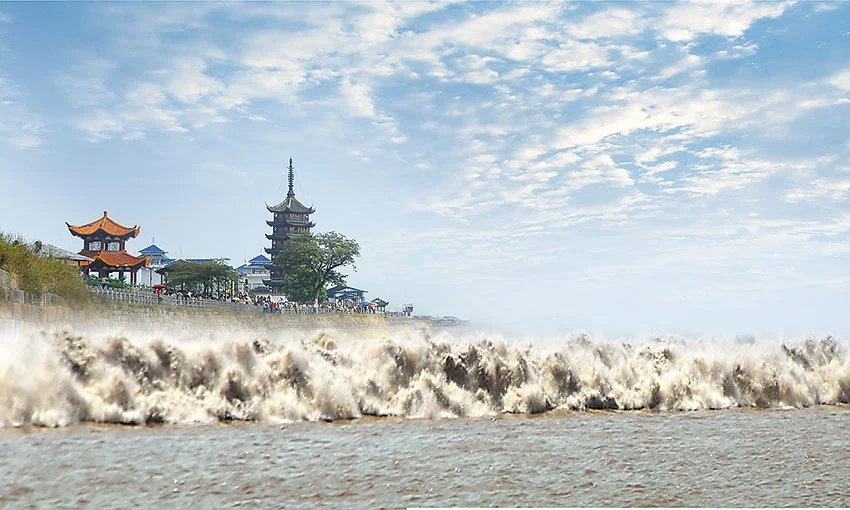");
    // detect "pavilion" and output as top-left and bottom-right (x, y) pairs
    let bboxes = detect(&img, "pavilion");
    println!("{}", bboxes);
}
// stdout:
(67, 211), (151, 285)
